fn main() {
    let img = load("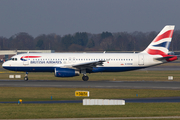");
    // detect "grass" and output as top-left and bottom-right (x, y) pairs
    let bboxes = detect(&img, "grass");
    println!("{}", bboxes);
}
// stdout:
(0, 87), (180, 102)
(0, 103), (180, 119)
(0, 86), (180, 119)
(0, 70), (180, 81)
